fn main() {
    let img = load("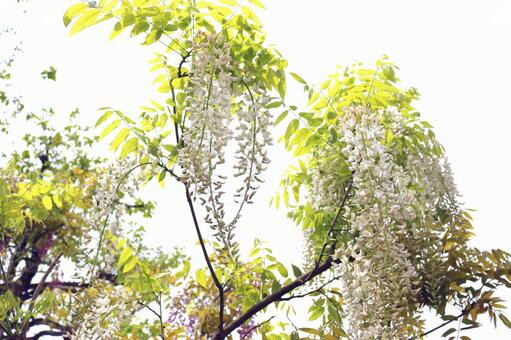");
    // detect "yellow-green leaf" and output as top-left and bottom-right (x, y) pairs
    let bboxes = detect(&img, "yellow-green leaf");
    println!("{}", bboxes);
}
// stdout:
(118, 247), (133, 267)
(277, 263), (288, 277)
(69, 9), (101, 36)
(52, 193), (63, 209)
(110, 128), (131, 151)
(274, 110), (288, 126)
(95, 110), (113, 127)
(248, 0), (265, 9)
(63, 3), (88, 27)
(123, 256), (138, 273)
(120, 137), (139, 158)
(196, 269), (207, 288)
(143, 29), (162, 45)
(99, 119), (121, 140)
(219, 0), (237, 5)
(386, 129), (394, 145)
(42, 195), (53, 210)
(290, 72), (307, 85)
